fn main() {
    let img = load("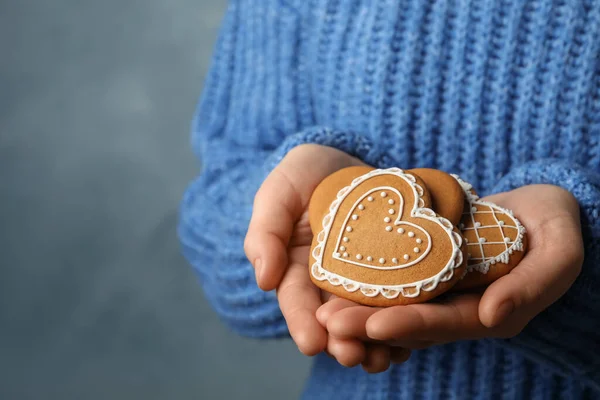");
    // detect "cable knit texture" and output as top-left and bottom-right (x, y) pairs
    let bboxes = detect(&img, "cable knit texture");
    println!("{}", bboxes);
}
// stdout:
(179, 0), (600, 398)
